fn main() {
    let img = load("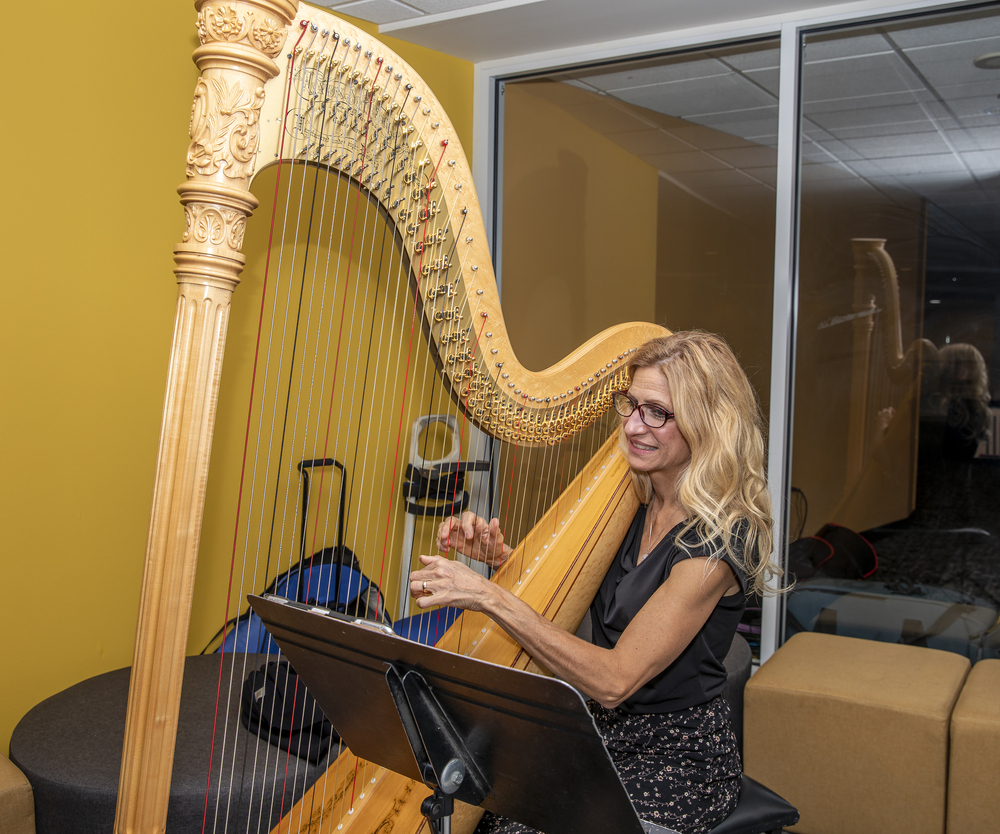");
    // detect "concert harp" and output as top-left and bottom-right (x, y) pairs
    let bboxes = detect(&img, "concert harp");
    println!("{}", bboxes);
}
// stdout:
(115, 2), (666, 832)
